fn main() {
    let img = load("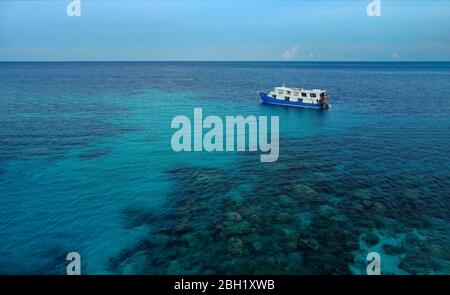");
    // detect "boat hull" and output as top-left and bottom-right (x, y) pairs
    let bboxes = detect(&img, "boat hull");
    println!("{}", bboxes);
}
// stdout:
(259, 93), (324, 109)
